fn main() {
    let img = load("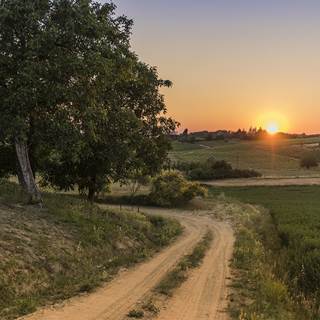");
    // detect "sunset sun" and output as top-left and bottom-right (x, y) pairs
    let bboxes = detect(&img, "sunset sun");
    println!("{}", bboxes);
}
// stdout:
(266, 121), (279, 135)
(257, 112), (289, 135)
